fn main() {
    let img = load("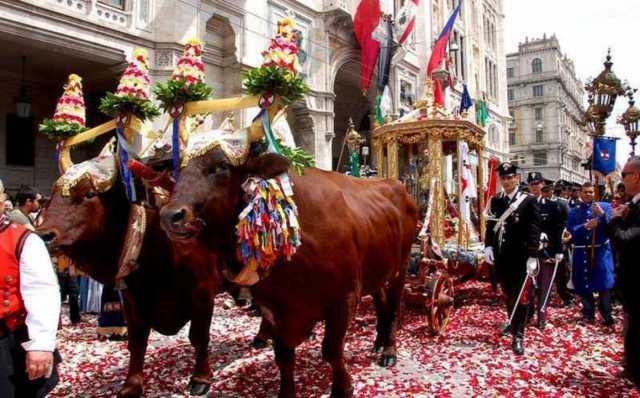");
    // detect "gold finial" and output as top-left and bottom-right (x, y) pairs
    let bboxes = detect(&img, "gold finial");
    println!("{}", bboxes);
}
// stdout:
(346, 118), (364, 153)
